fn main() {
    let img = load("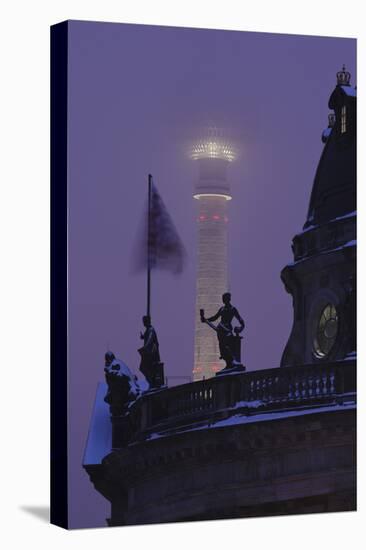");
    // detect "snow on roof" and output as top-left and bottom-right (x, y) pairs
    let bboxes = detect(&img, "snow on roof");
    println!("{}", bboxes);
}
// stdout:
(210, 402), (356, 428)
(233, 399), (263, 409)
(145, 401), (356, 441)
(341, 85), (357, 98)
(287, 238), (356, 267)
(322, 127), (332, 139)
(106, 357), (140, 395)
(108, 357), (134, 378)
(83, 383), (112, 466)
(298, 210), (356, 238)
(333, 210), (356, 222)
(137, 379), (150, 393)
